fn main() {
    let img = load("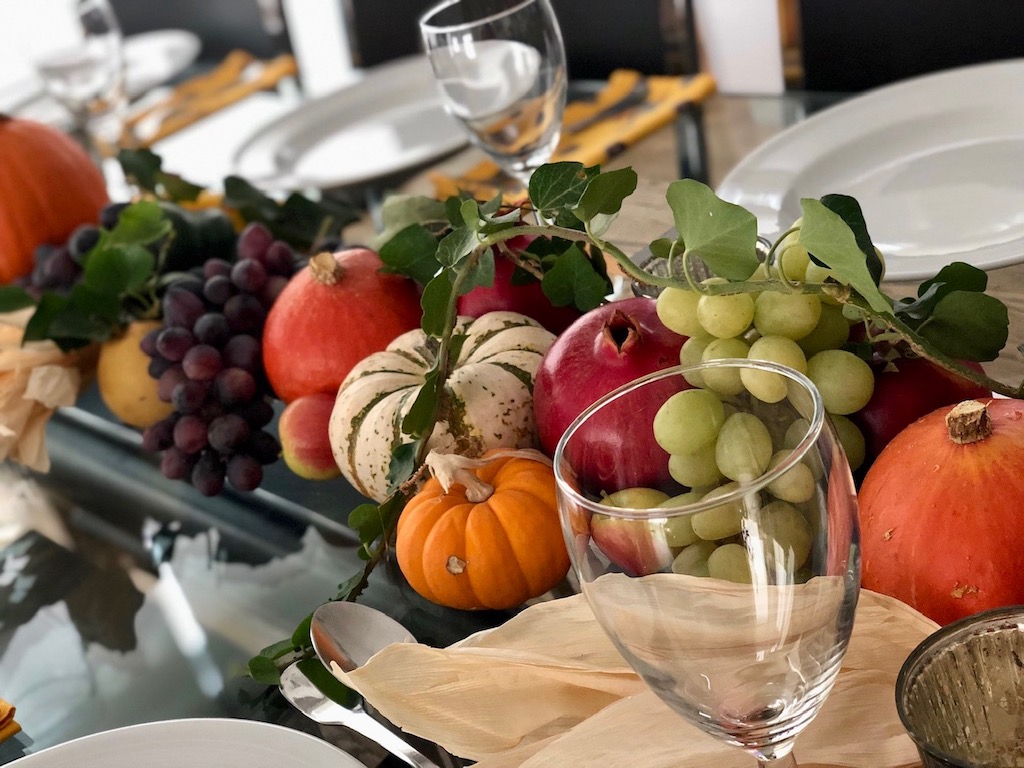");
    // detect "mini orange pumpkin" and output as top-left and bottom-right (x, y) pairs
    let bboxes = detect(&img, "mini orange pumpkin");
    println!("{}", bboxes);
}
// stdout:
(396, 449), (570, 611)
(0, 116), (109, 285)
